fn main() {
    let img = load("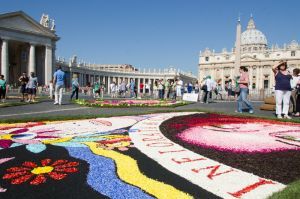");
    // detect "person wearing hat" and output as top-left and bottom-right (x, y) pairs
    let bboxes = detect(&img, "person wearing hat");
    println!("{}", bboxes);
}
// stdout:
(272, 60), (292, 119)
